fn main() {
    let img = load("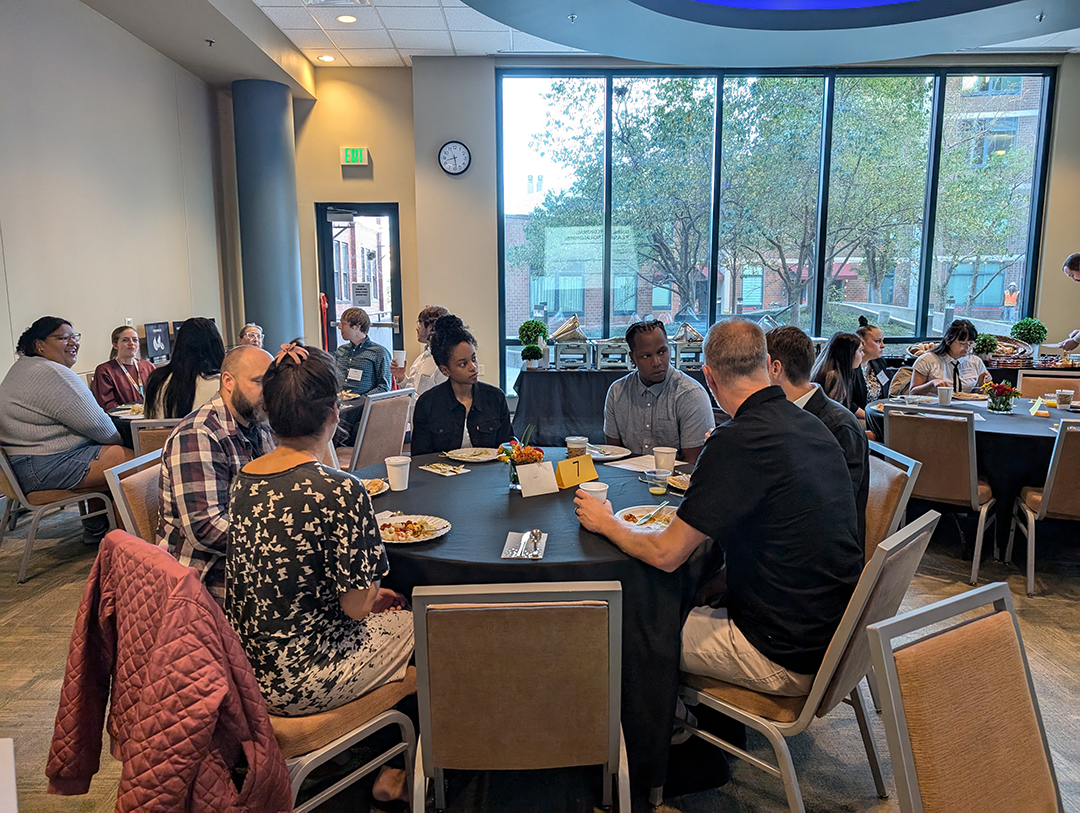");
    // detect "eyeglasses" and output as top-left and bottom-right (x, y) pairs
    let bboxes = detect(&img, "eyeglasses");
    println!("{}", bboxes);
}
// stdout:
(50, 333), (81, 343)
(242, 332), (263, 339)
